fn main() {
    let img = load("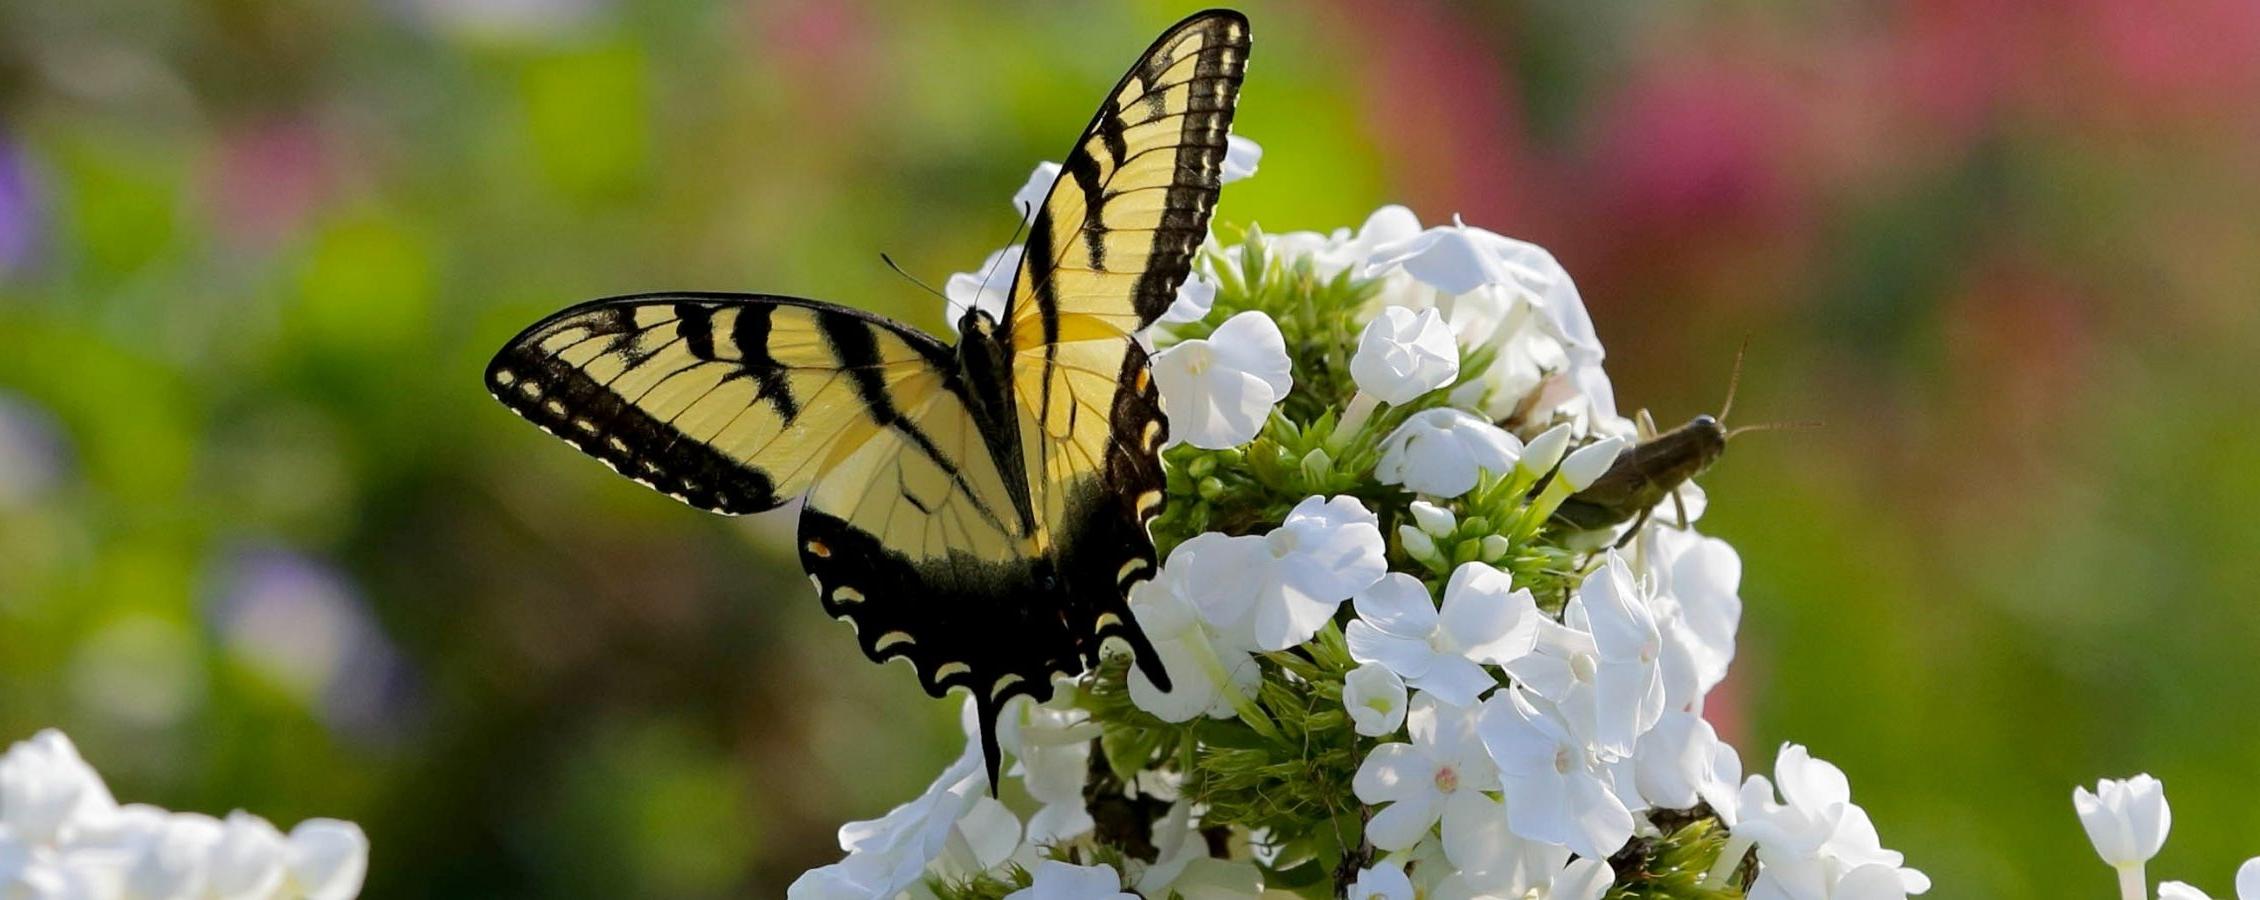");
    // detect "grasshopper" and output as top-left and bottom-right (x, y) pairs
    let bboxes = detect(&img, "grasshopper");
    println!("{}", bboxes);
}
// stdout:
(1550, 347), (1810, 543)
